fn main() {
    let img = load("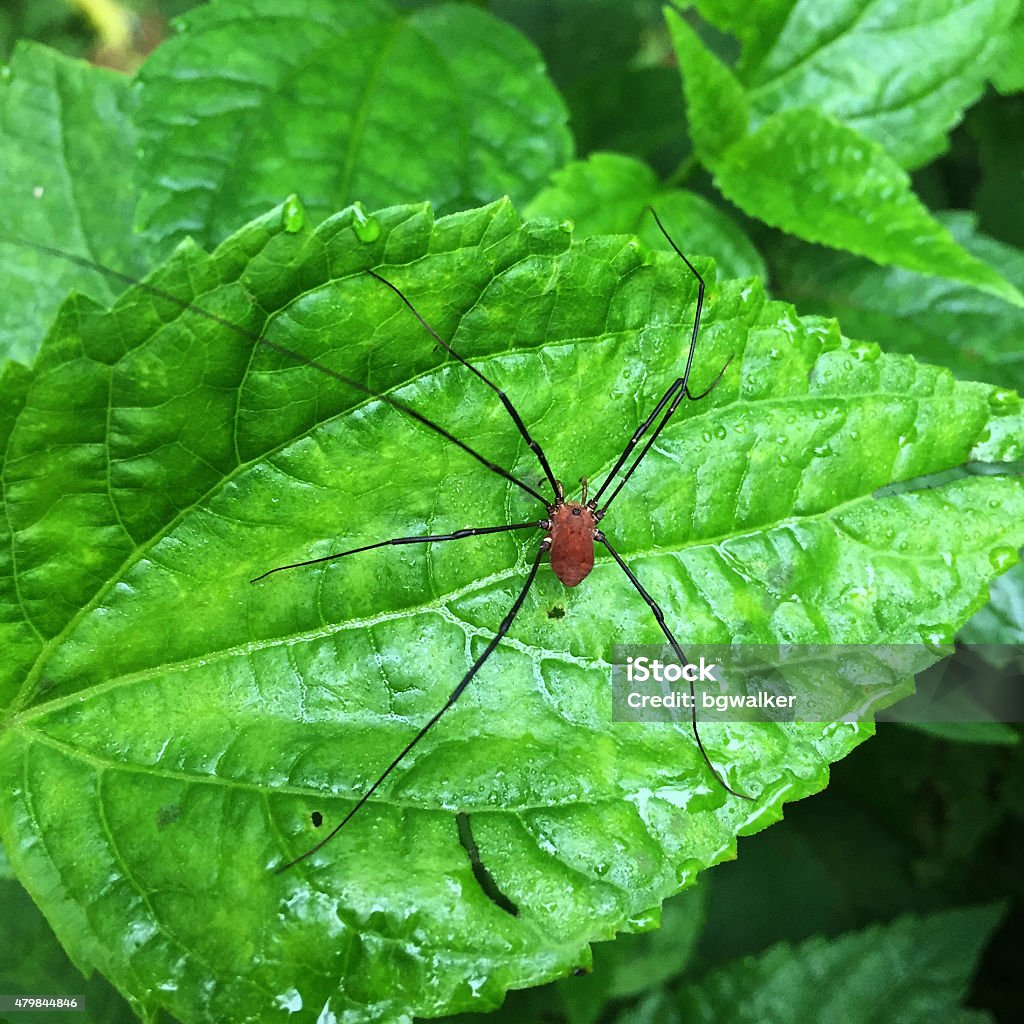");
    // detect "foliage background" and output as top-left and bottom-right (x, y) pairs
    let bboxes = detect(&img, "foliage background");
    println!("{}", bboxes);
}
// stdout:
(1, 1), (1022, 1022)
